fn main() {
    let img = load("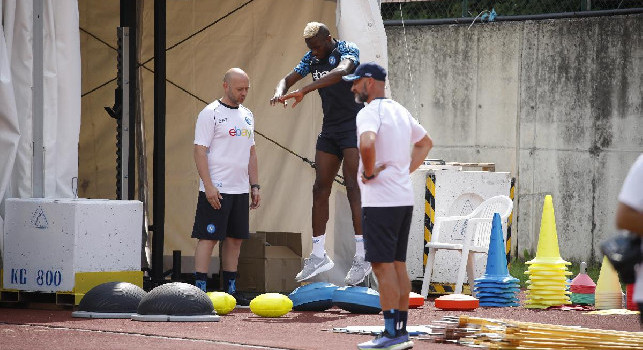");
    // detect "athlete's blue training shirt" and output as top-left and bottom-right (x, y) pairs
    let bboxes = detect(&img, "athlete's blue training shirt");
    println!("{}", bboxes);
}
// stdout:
(294, 40), (363, 134)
